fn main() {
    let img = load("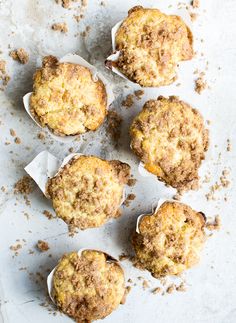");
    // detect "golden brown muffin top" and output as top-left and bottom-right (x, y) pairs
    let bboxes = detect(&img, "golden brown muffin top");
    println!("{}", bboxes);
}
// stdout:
(115, 6), (193, 87)
(132, 201), (206, 278)
(47, 155), (130, 230)
(130, 96), (209, 192)
(52, 250), (125, 322)
(30, 56), (107, 136)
